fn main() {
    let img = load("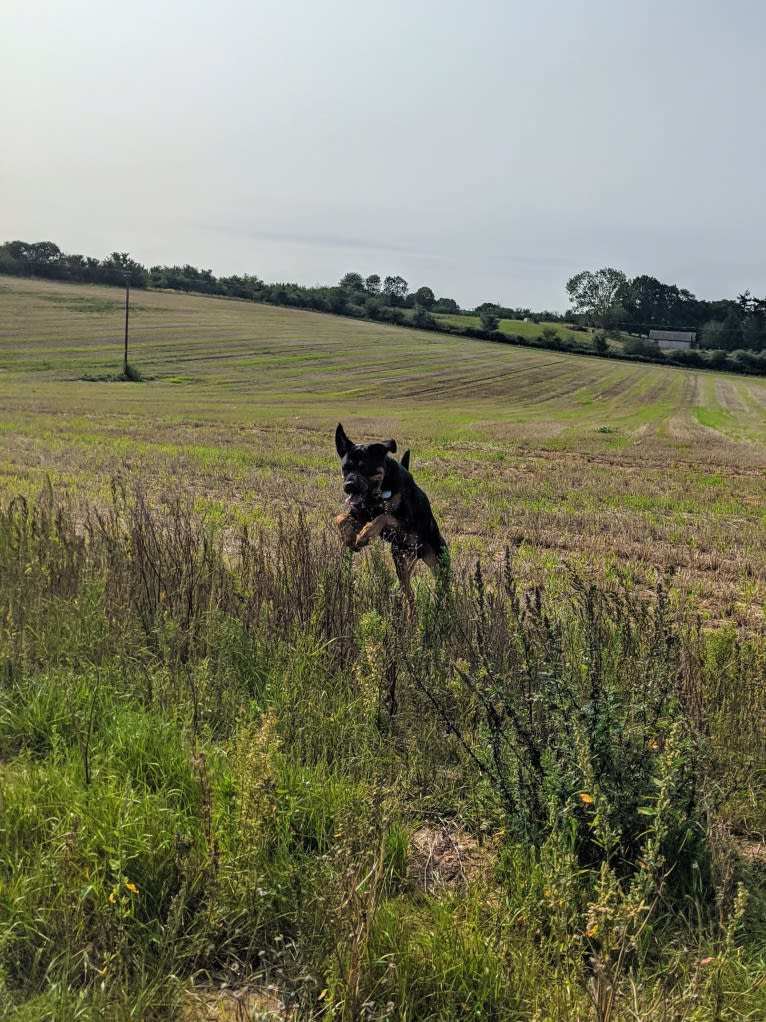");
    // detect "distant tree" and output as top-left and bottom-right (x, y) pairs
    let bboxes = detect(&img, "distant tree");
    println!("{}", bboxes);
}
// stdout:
(622, 335), (660, 358)
(0, 243), (24, 276)
(720, 309), (745, 351)
(412, 305), (437, 329)
(217, 272), (264, 299)
(339, 272), (365, 292)
(433, 297), (460, 314)
(700, 319), (728, 350)
(413, 285), (436, 310)
(735, 291), (766, 351)
(328, 289), (349, 314)
(60, 253), (86, 280)
(618, 275), (693, 334)
(566, 268), (626, 326)
(29, 241), (63, 274)
(382, 275), (408, 303)
(729, 348), (761, 373)
(742, 315), (766, 352)
(365, 274), (381, 295)
(1, 240), (63, 278)
(364, 296), (383, 319)
(478, 304), (501, 331)
(101, 251), (148, 288)
(592, 331), (609, 354)
(695, 309), (743, 352)
(702, 348), (729, 370)
(5, 241), (33, 267)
